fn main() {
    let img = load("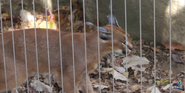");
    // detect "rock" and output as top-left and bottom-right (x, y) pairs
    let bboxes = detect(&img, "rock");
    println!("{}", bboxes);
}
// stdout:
(162, 84), (171, 91)
(30, 80), (52, 92)
(85, 0), (185, 46)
